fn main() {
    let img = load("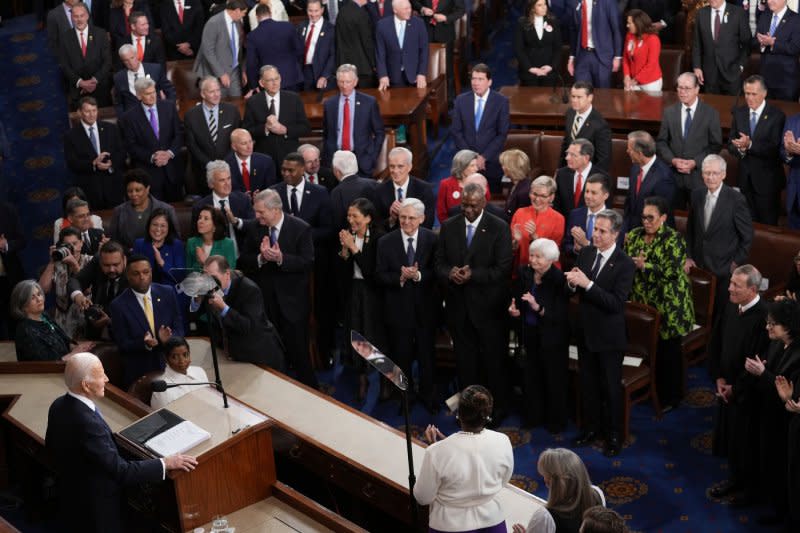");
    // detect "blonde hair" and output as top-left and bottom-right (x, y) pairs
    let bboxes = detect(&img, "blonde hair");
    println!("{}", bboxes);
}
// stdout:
(499, 149), (531, 182)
